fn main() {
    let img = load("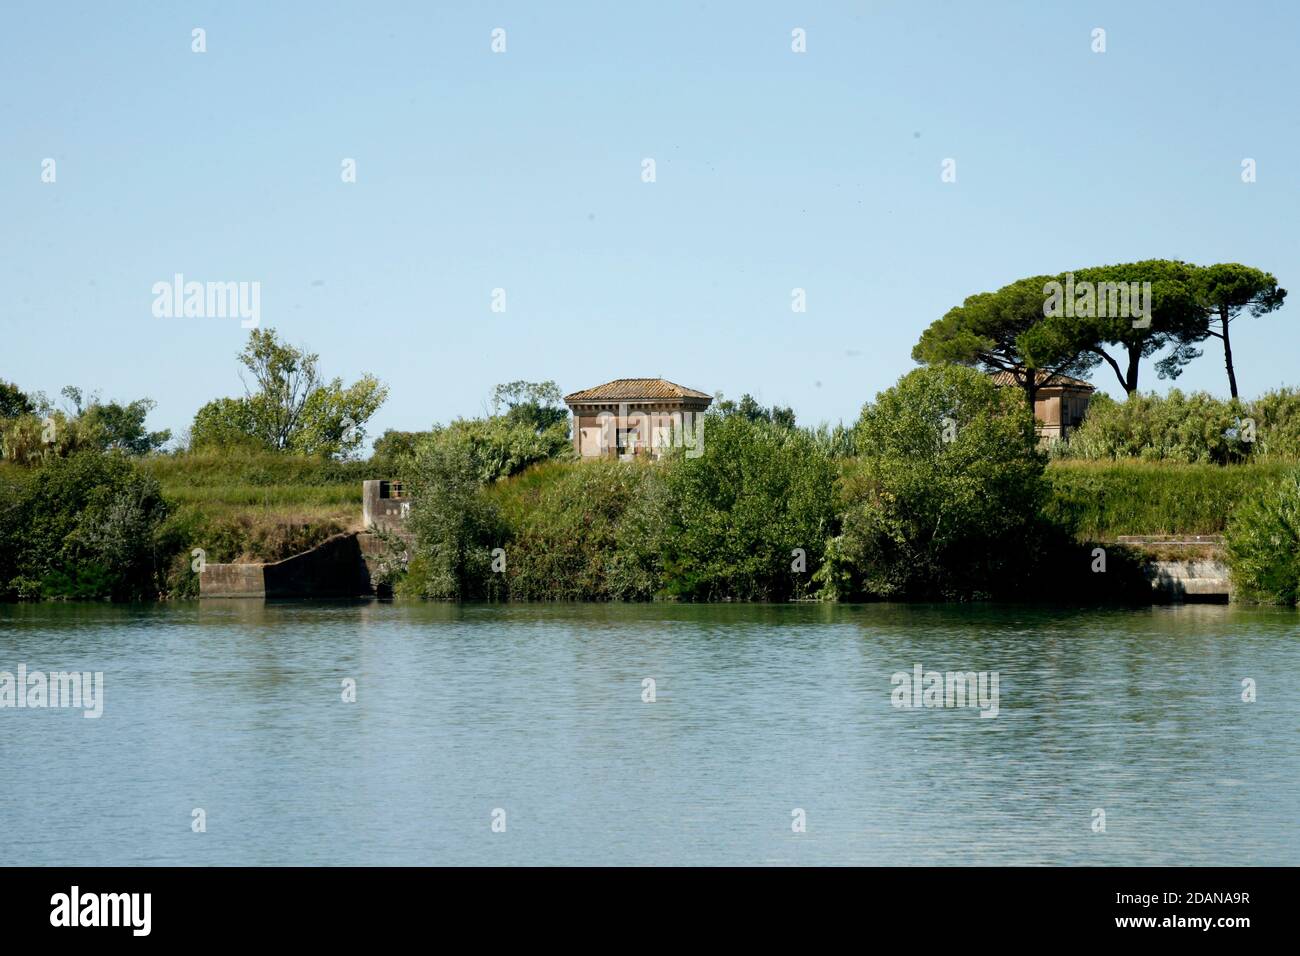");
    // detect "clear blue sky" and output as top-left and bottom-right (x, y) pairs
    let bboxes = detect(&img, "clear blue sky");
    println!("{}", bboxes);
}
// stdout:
(5, 1), (1299, 446)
